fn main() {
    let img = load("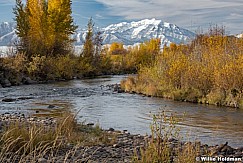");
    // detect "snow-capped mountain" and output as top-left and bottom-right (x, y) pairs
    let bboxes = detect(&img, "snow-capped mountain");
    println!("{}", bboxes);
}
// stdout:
(0, 19), (195, 47)
(0, 22), (17, 46)
(75, 18), (195, 46)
